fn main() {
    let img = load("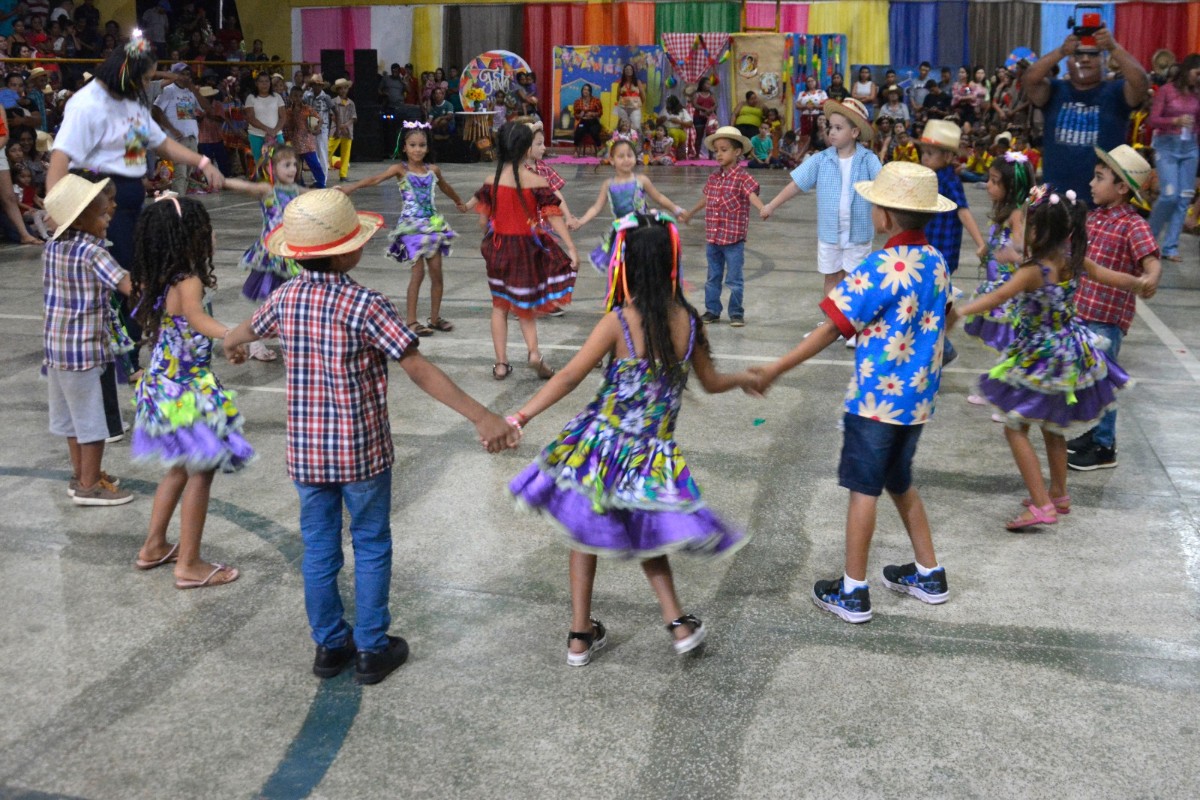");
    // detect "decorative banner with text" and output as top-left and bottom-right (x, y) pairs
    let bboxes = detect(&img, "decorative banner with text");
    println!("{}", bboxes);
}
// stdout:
(551, 45), (665, 142)
(460, 50), (533, 106)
